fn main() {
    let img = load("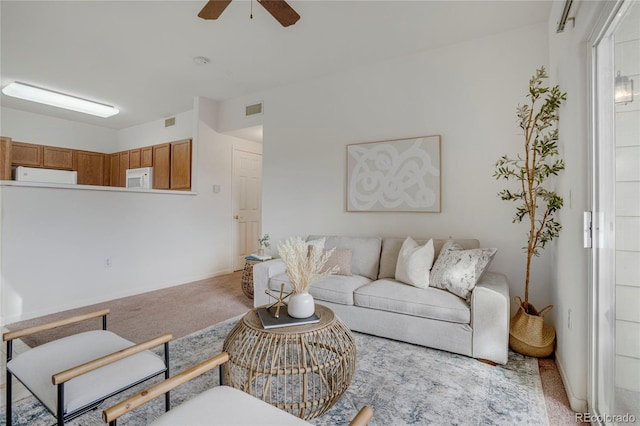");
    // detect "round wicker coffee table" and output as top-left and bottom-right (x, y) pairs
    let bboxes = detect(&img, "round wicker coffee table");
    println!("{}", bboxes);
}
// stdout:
(222, 304), (356, 420)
